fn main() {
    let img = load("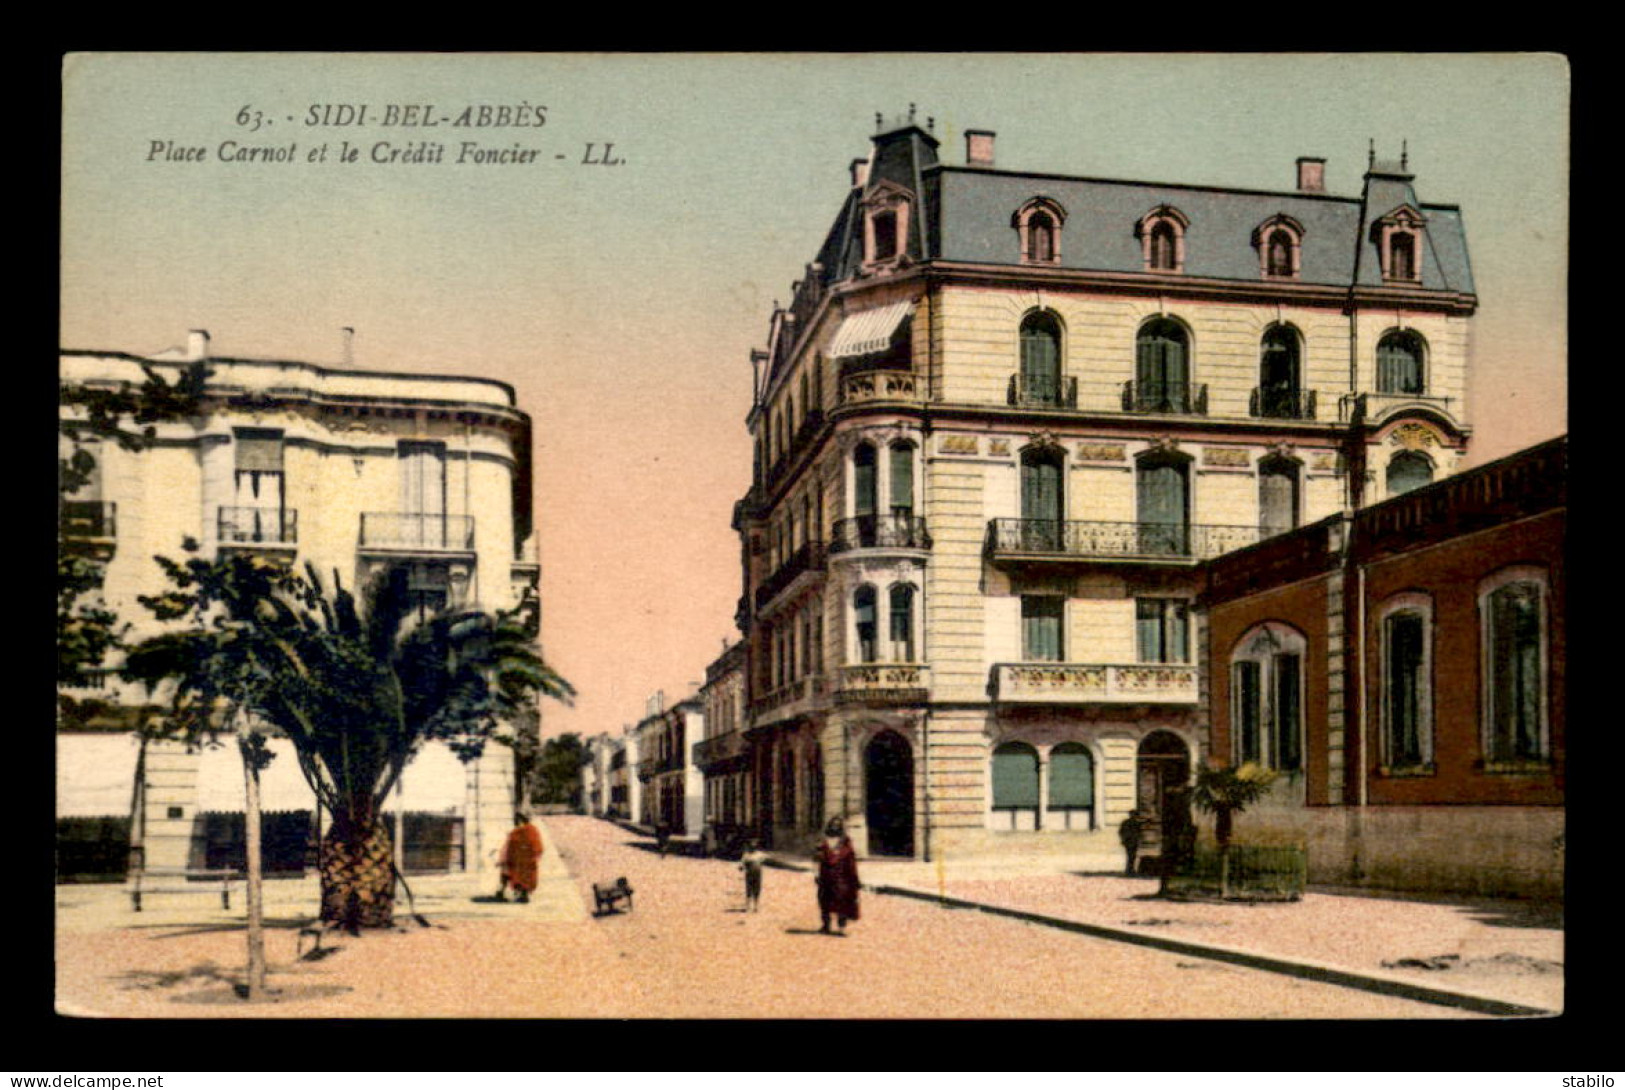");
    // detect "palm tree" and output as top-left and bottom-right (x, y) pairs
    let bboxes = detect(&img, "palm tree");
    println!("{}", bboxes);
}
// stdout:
(124, 543), (573, 937)
(1190, 762), (1278, 898)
